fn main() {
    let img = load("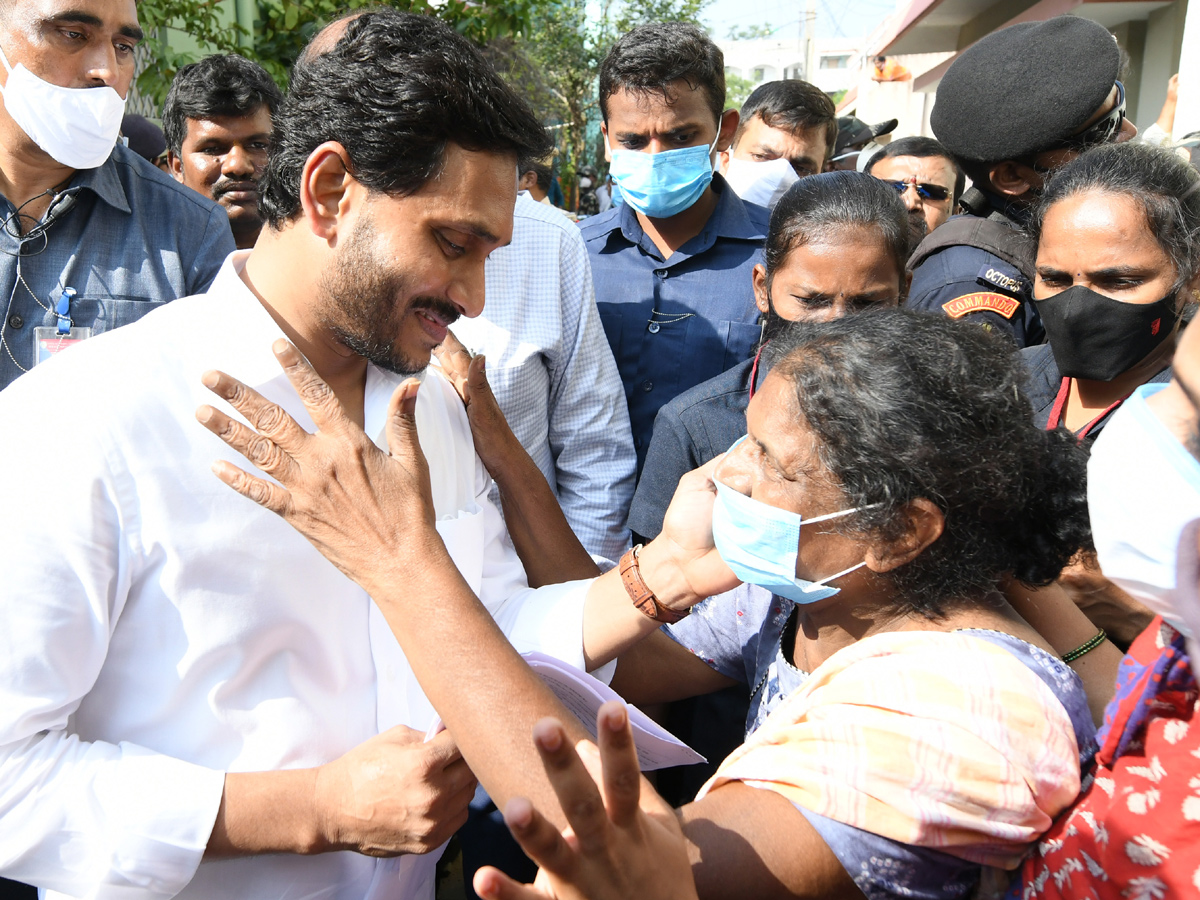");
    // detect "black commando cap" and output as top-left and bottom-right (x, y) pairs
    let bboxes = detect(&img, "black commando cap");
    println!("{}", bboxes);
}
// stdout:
(931, 16), (1120, 164)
